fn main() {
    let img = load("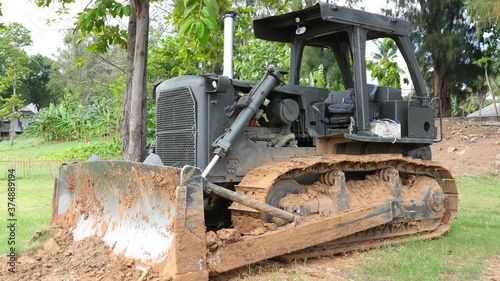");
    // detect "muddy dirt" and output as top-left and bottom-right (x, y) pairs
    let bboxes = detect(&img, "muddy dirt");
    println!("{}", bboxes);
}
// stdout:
(2, 119), (499, 281)
(0, 228), (162, 281)
(432, 119), (500, 176)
